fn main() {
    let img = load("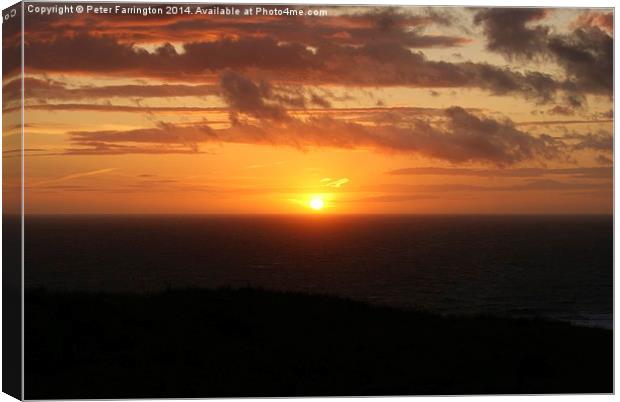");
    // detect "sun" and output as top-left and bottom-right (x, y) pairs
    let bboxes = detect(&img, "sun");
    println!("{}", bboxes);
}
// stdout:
(309, 196), (325, 211)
